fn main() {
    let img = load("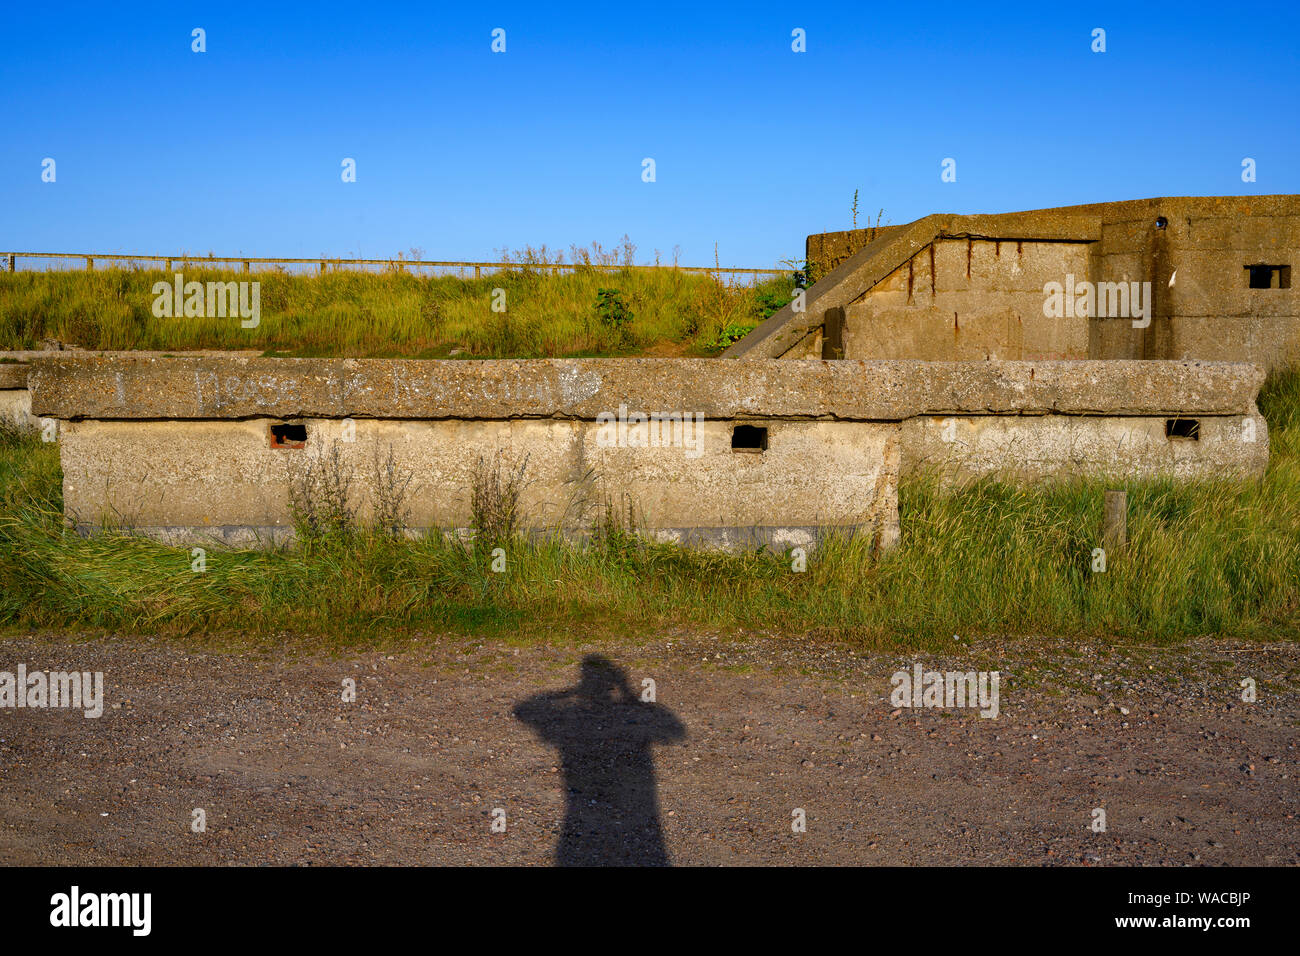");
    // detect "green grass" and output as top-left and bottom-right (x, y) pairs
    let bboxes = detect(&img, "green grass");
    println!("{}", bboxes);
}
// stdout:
(0, 259), (794, 358)
(3, 368), (1298, 648)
